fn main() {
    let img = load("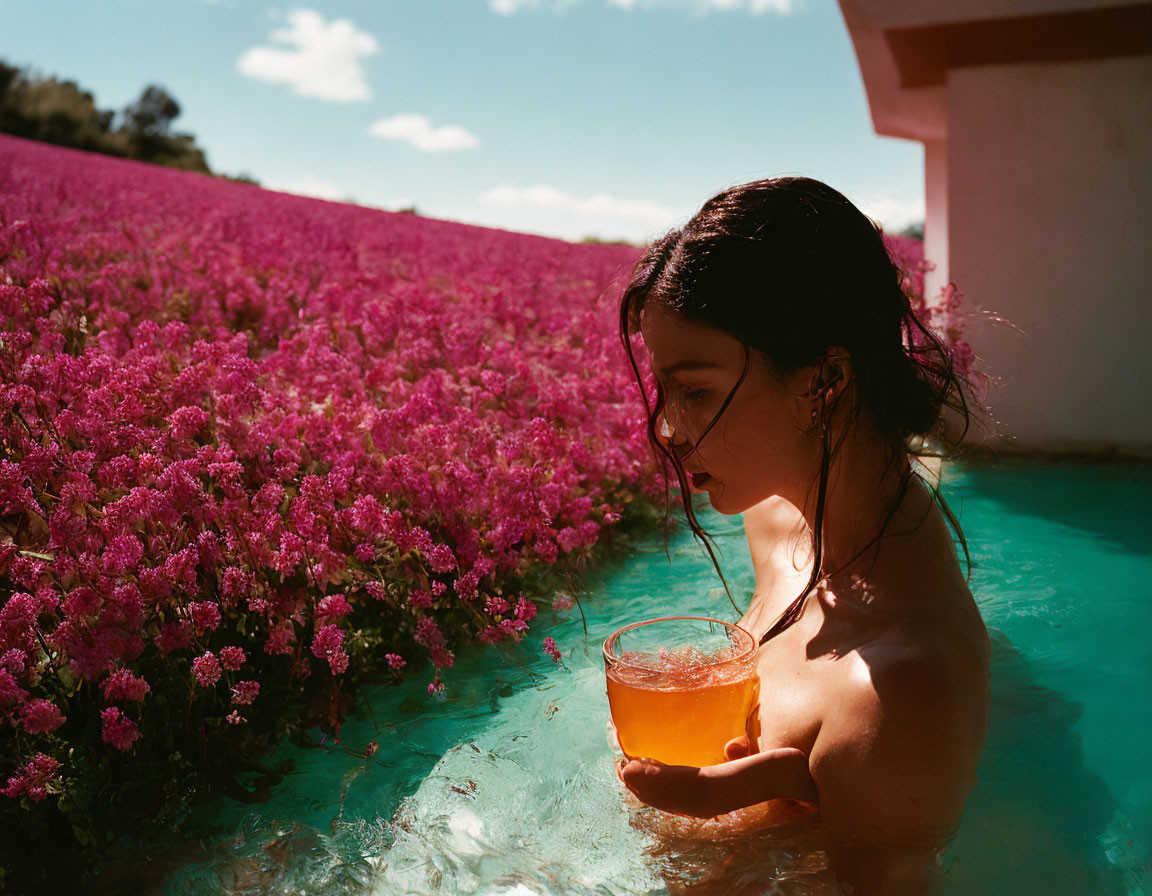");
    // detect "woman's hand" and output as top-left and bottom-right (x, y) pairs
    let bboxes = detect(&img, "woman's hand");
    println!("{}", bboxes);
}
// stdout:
(615, 737), (818, 819)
